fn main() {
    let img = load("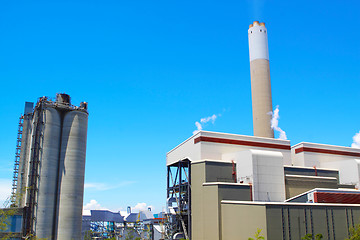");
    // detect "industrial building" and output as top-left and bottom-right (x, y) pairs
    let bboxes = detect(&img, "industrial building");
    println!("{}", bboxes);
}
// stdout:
(81, 209), (166, 239)
(6, 93), (89, 240)
(2, 20), (358, 240)
(166, 21), (360, 239)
